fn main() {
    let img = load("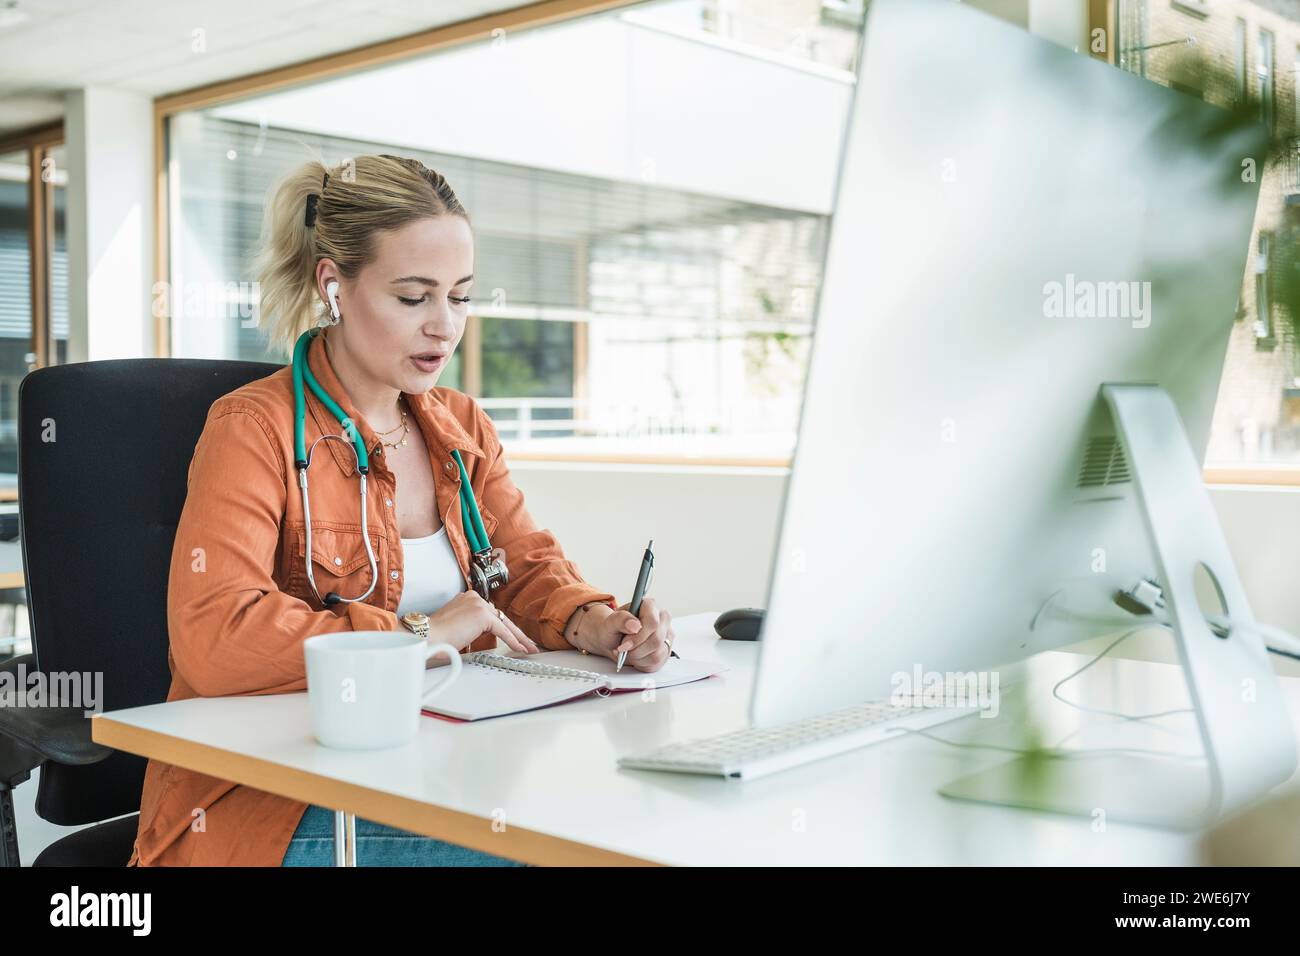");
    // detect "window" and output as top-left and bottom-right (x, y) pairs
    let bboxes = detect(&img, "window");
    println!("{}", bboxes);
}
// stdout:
(0, 150), (29, 472)
(163, 0), (861, 462)
(1236, 18), (1248, 102)
(0, 137), (65, 473)
(1259, 28), (1276, 129)
(160, 0), (1300, 475)
(1256, 231), (1272, 341)
(1118, 1), (1300, 472)
(1294, 45), (1300, 129)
